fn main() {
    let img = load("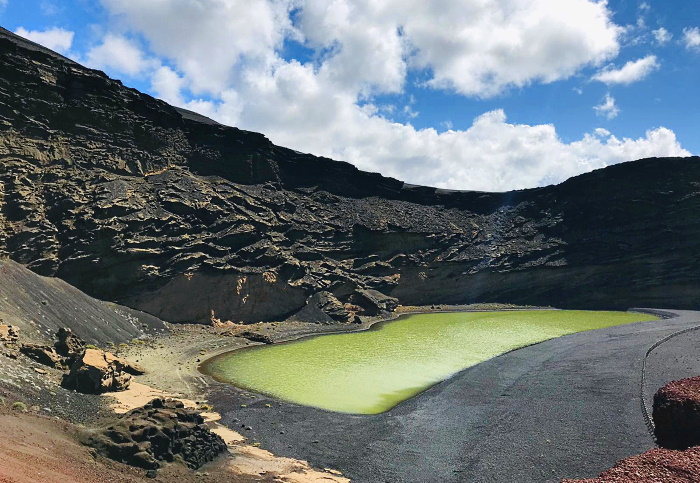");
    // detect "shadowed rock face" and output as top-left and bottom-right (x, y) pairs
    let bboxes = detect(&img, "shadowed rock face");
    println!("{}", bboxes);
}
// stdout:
(1, 27), (700, 324)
